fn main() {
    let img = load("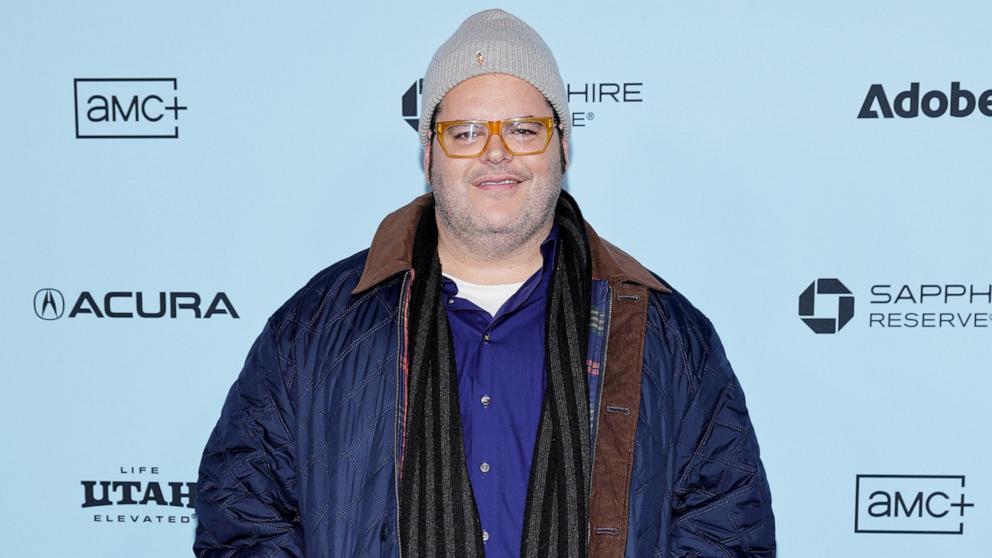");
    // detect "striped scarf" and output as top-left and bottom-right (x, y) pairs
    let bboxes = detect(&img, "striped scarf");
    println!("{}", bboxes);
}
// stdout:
(399, 191), (592, 557)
